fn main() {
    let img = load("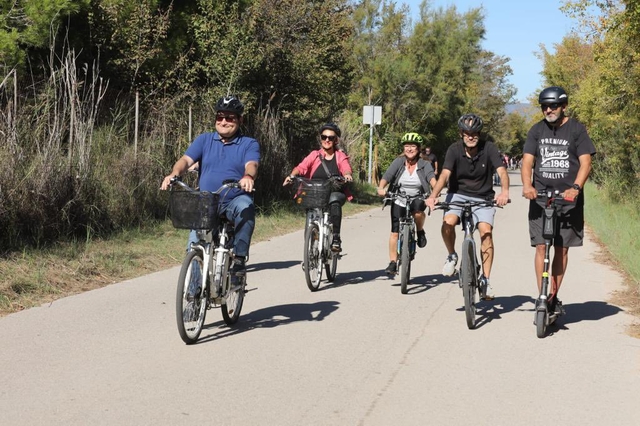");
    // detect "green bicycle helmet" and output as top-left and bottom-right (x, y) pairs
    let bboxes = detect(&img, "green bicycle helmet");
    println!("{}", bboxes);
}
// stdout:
(401, 132), (423, 145)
